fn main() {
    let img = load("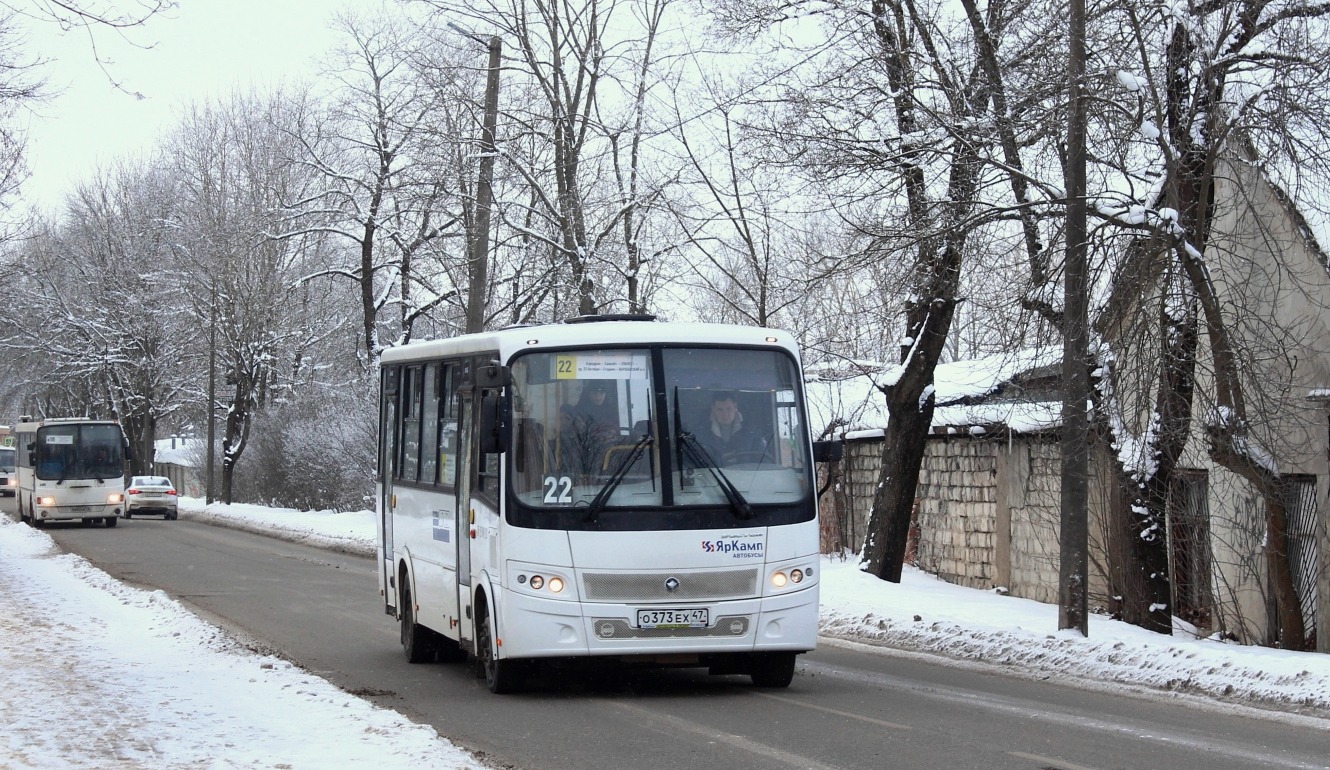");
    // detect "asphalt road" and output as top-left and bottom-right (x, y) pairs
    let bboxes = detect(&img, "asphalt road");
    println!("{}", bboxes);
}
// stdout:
(42, 517), (1330, 770)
